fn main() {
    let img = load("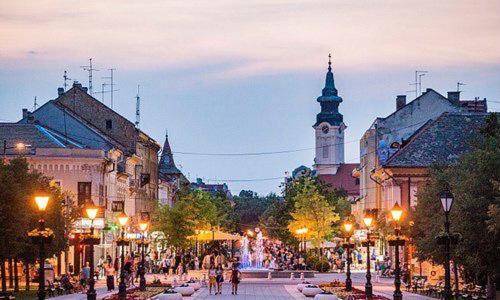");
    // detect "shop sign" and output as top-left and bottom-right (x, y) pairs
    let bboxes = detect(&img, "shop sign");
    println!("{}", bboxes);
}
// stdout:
(74, 218), (105, 229)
